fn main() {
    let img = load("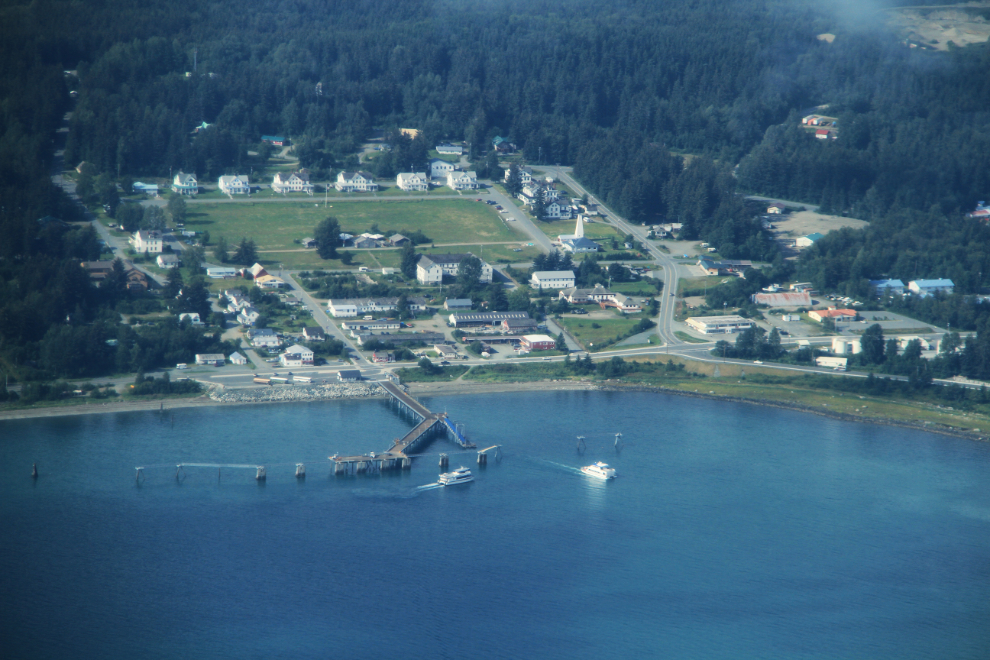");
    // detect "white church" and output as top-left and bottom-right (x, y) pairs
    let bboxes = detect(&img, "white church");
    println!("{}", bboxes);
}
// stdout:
(557, 215), (601, 253)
